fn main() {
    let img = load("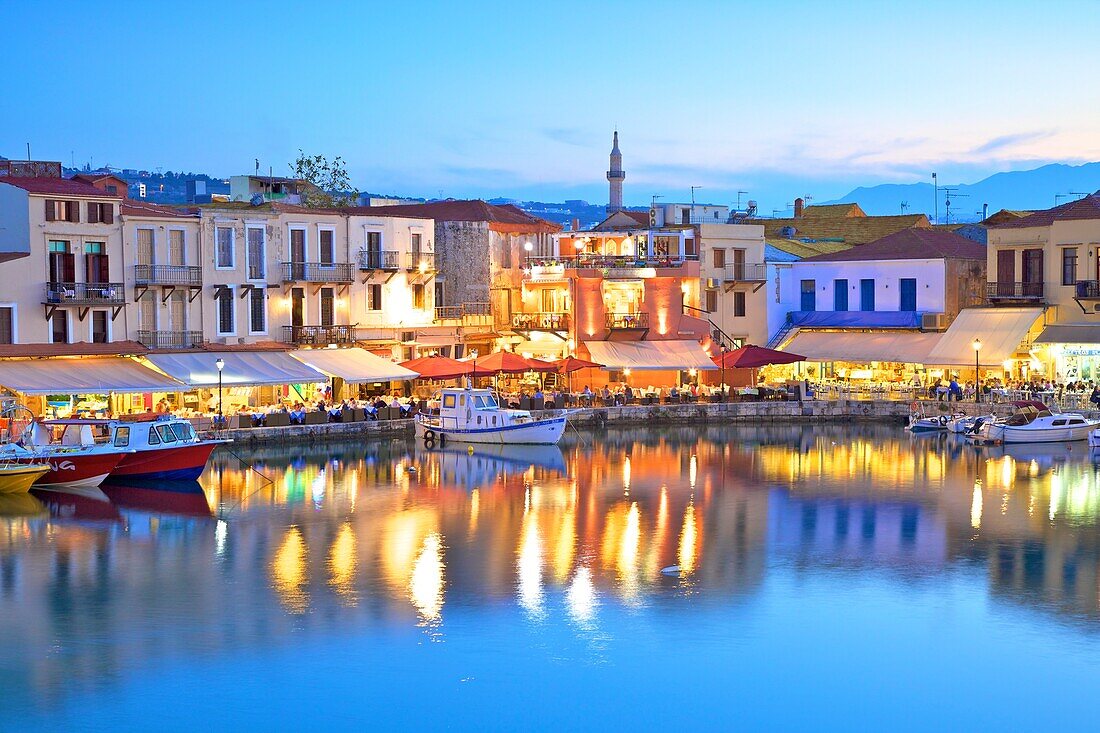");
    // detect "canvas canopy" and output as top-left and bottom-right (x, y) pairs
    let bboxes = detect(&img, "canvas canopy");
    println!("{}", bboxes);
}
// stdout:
(0, 357), (182, 395)
(582, 340), (717, 371)
(290, 348), (419, 382)
(143, 351), (326, 387)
